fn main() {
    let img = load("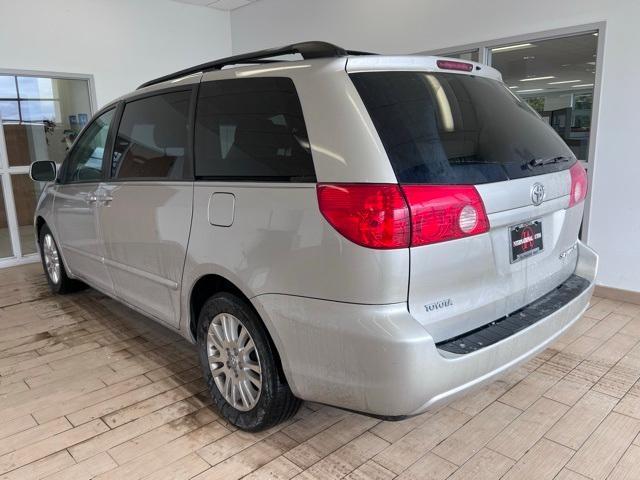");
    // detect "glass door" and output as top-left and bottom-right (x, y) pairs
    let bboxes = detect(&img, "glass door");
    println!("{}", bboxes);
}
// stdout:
(0, 73), (94, 266)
